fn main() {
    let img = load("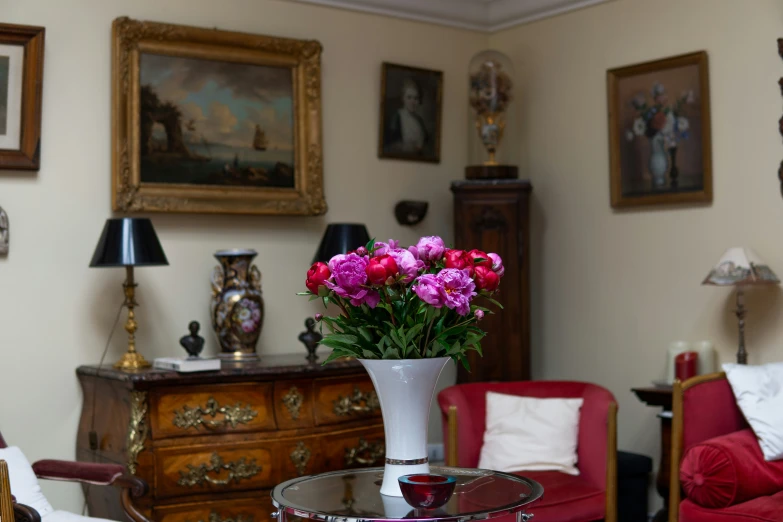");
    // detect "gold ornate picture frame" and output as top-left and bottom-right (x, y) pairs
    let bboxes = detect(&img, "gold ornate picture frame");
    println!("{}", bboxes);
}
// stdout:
(112, 17), (326, 215)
